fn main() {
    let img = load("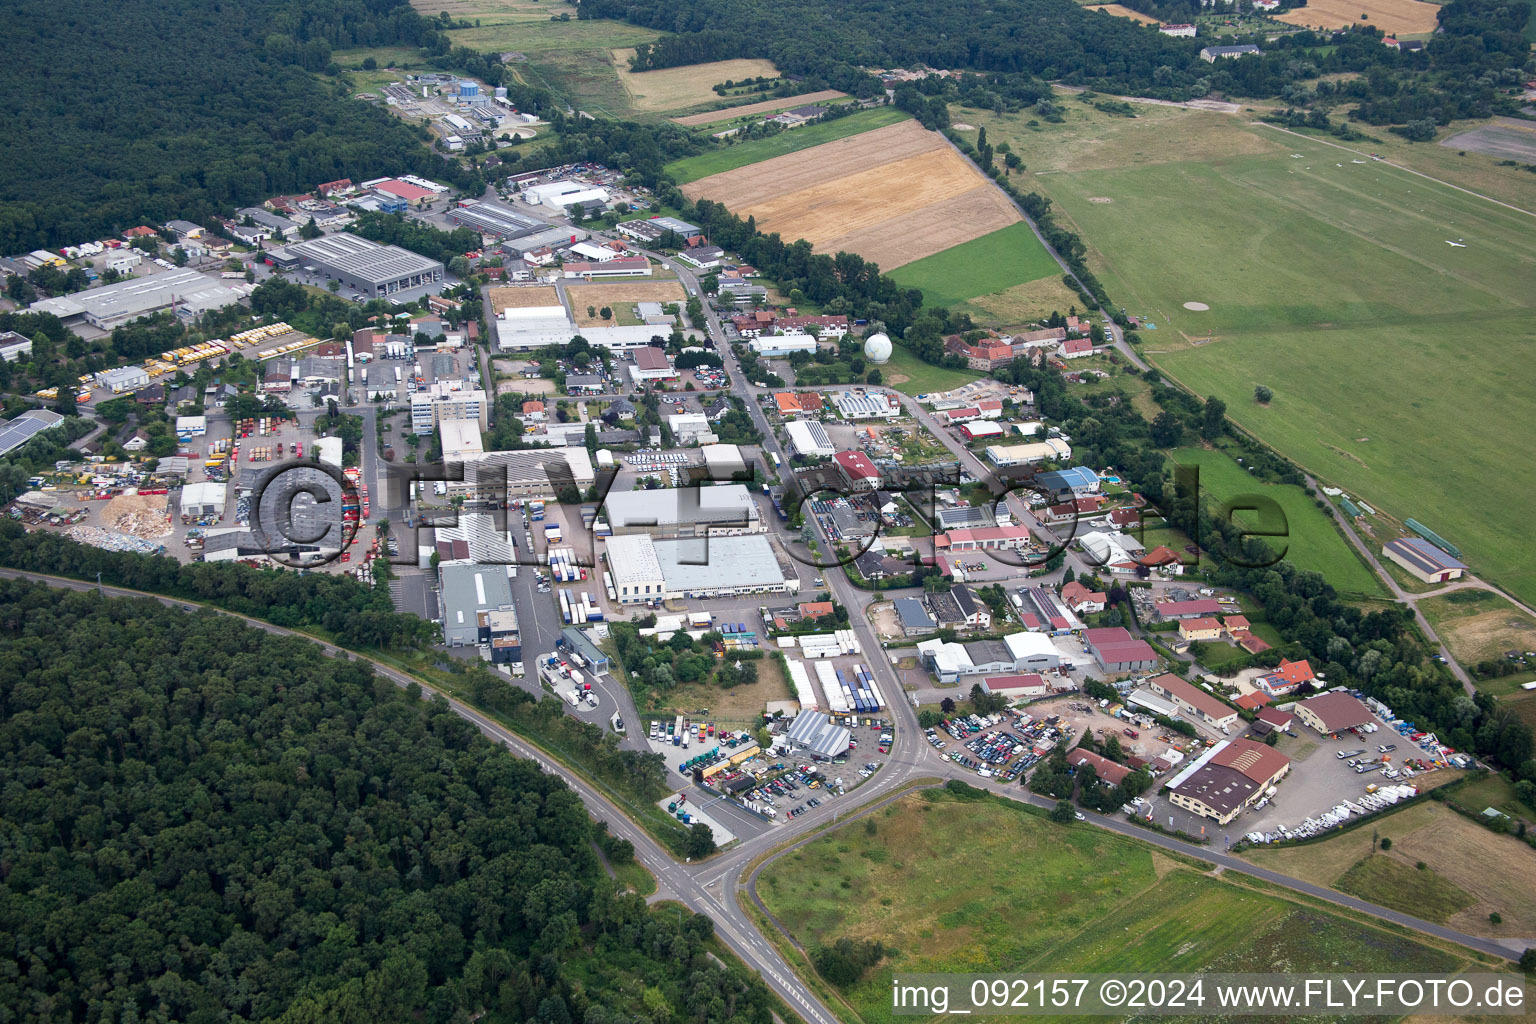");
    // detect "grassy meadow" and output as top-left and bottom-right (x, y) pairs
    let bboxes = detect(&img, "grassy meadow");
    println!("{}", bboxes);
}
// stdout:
(758, 790), (1471, 1024)
(963, 96), (1536, 607)
(880, 345), (984, 397)
(887, 221), (1061, 308)
(662, 107), (912, 183)
(1169, 448), (1386, 596)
